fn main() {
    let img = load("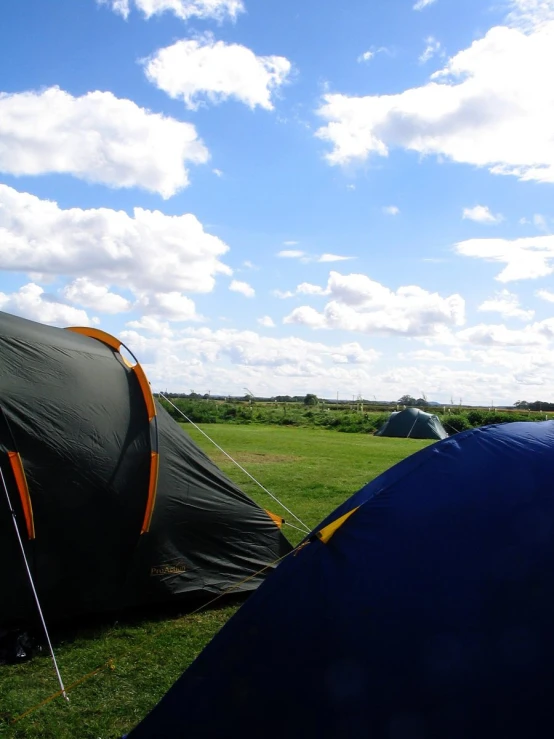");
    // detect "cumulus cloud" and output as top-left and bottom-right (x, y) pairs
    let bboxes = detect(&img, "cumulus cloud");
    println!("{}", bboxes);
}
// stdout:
(119, 325), (381, 396)
(357, 51), (374, 63)
(296, 282), (329, 296)
(283, 271), (465, 337)
(419, 36), (443, 64)
(0, 185), (231, 321)
(277, 250), (305, 258)
(0, 283), (93, 327)
(318, 254), (355, 263)
(144, 35), (291, 111)
(455, 233), (554, 281)
(126, 316), (174, 337)
(413, 0), (437, 9)
(507, 0), (554, 30)
(533, 213), (549, 231)
(272, 289), (295, 299)
(118, 322), (554, 405)
(356, 46), (390, 64)
(136, 292), (200, 321)
(316, 12), (554, 184)
(229, 279), (255, 298)
(478, 289), (534, 320)
(99, 0), (244, 21)
(463, 205), (503, 224)
(383, 205), (400, 216)
(458, 319), (554, 347)
(257, 316), (275, 327)
(61, 278), (132, 314)
(537, 288), (554, 302)
(113, 317), (554, 405)
(0, 87), (208, 198)
(276, 250), (353, 263)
